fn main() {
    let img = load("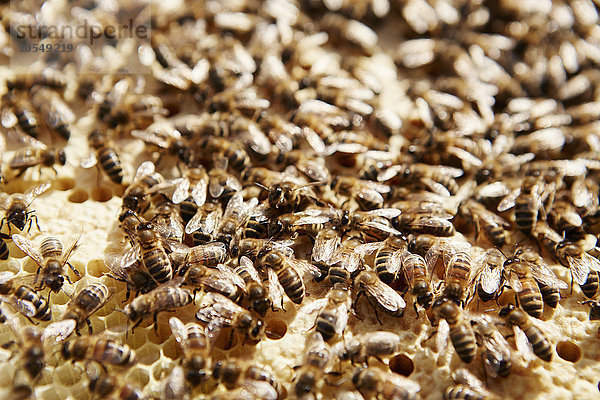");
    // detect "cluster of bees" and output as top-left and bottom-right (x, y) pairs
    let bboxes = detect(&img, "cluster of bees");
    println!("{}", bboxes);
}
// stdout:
(1, 0), (600, 399)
